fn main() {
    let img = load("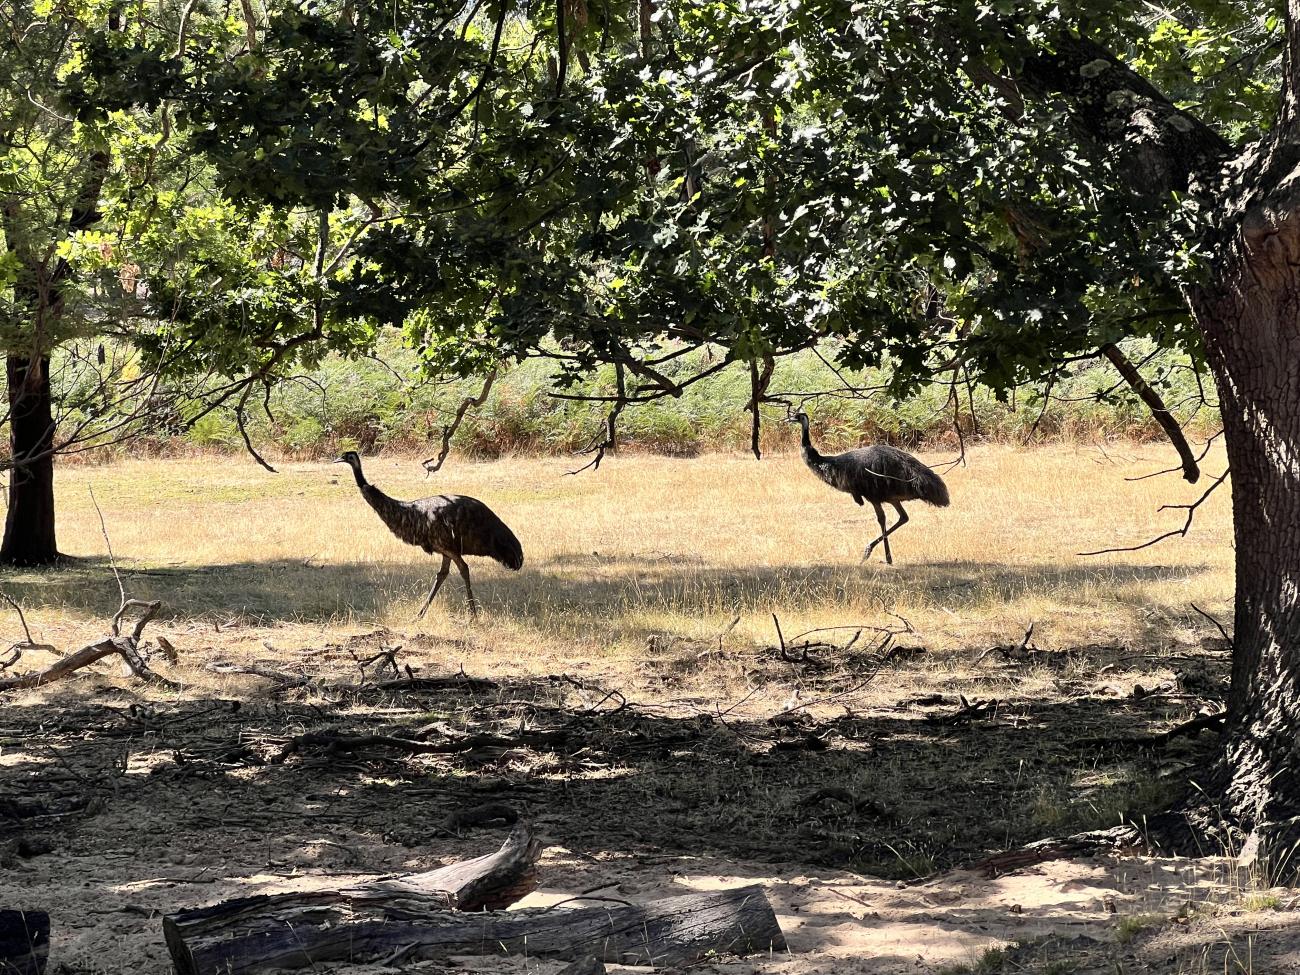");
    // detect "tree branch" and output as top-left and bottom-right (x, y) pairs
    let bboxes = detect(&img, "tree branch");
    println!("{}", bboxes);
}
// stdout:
(1079, 468), (1228, 556)
(422, 370), (498, 474)
(1016, 28), (1233, 199)
(567, 362), (626, 474)
(1100, 343), (1199, 483)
